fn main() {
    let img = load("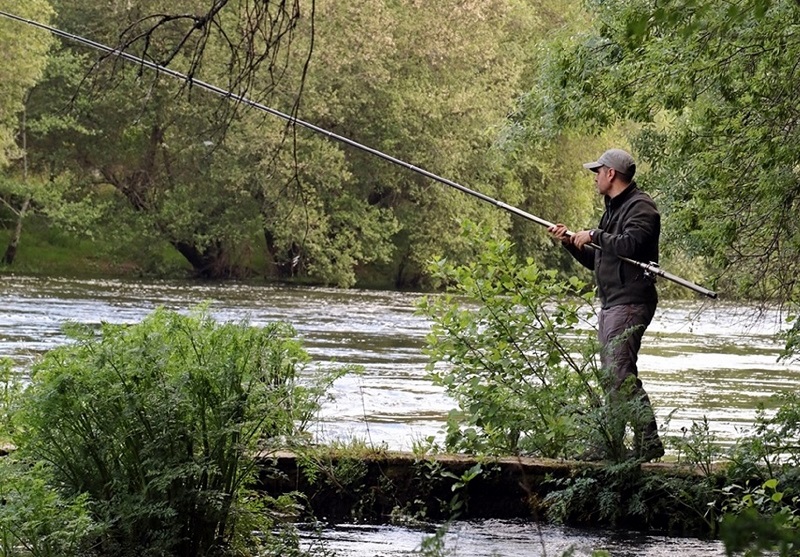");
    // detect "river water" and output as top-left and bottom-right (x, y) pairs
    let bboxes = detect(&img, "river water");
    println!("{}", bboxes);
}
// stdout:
(1, 274), (793, 556)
